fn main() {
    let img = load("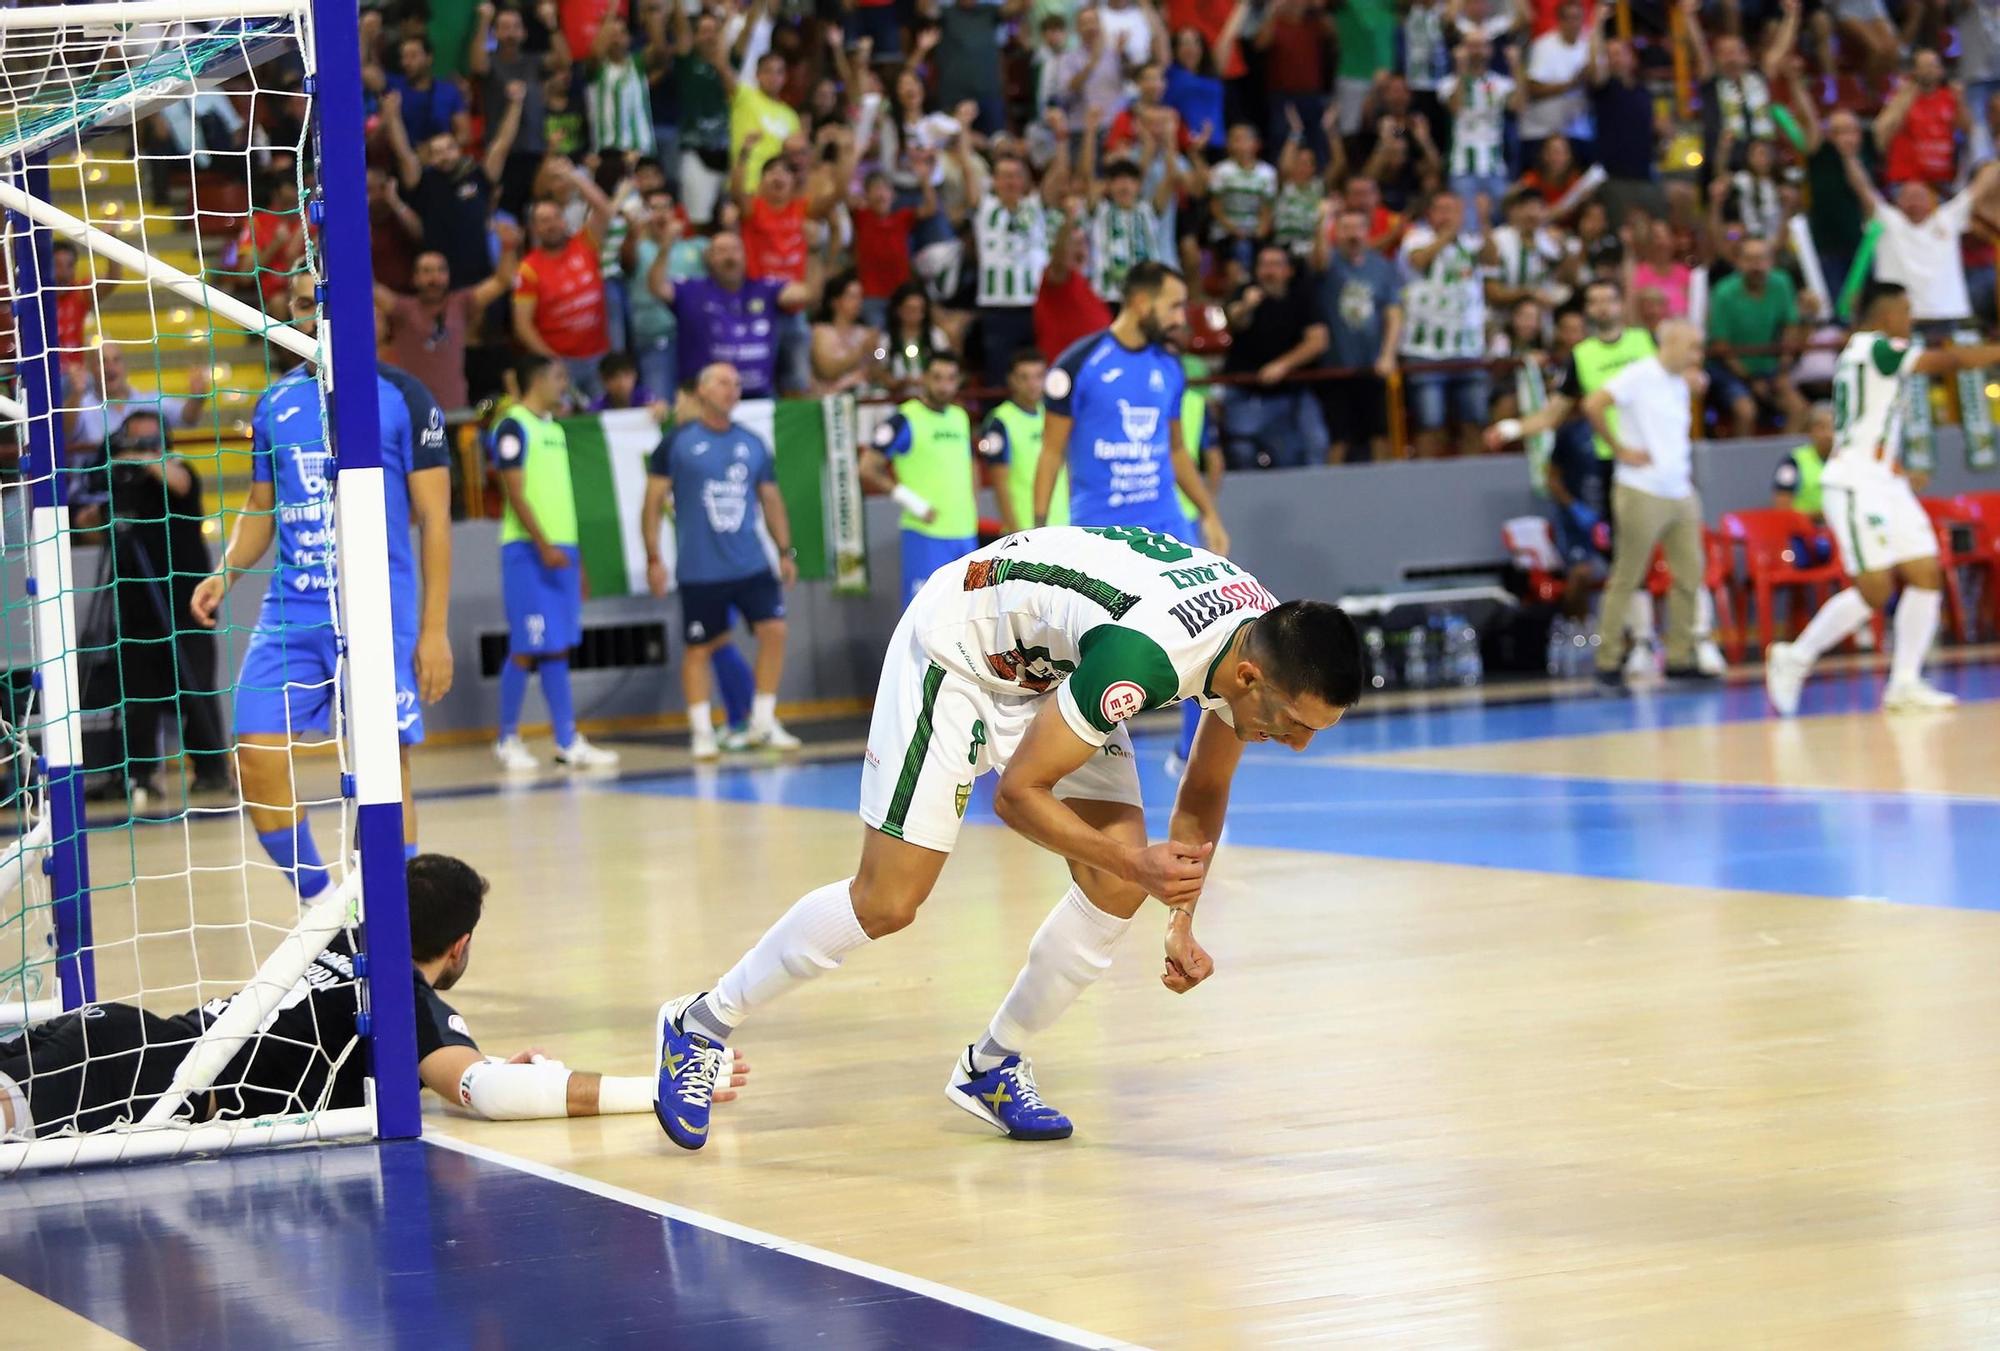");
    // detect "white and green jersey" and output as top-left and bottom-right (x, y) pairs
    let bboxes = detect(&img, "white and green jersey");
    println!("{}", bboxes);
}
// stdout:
(1272, 182), (1324, 259)
(586, 58), (656, 156)
(1087, 198), (1168, 300)
(908, 525), (1278, 745)
(1208, 159), (1278, 239)
(1444, 72), (1514, 178)
(1398, 225), (1488, 359)
(974, 192), (1051, 307)
(1825, 330), (1922, 486)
